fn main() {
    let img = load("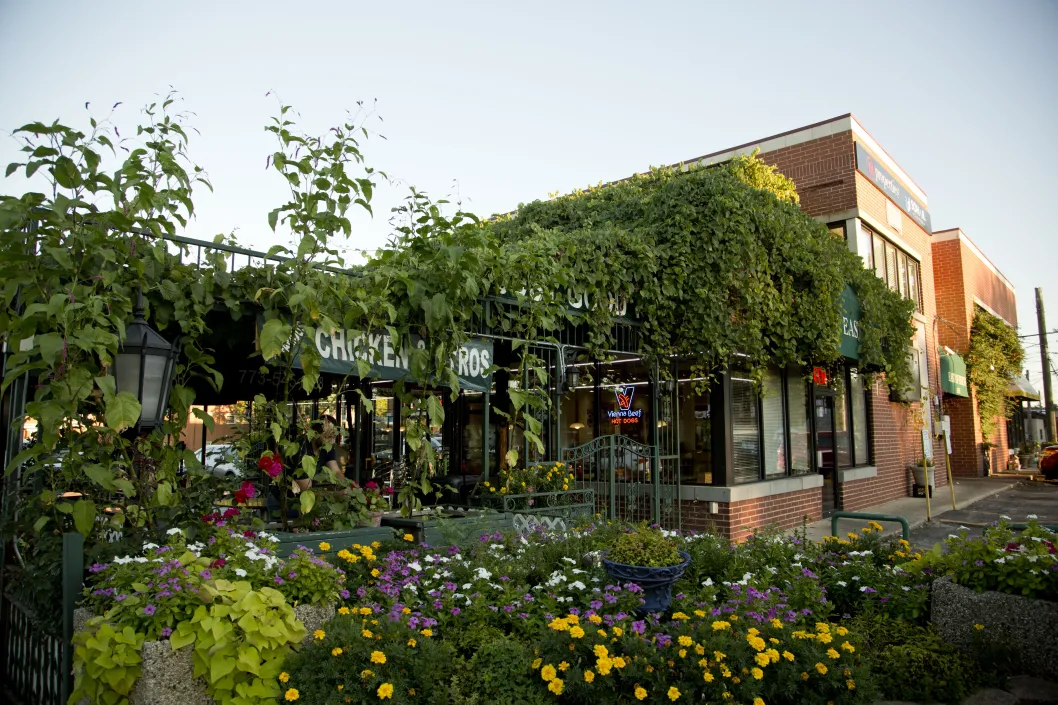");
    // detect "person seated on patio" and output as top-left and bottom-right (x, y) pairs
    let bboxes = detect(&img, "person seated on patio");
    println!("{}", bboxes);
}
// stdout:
(309, 415), (345, 486)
